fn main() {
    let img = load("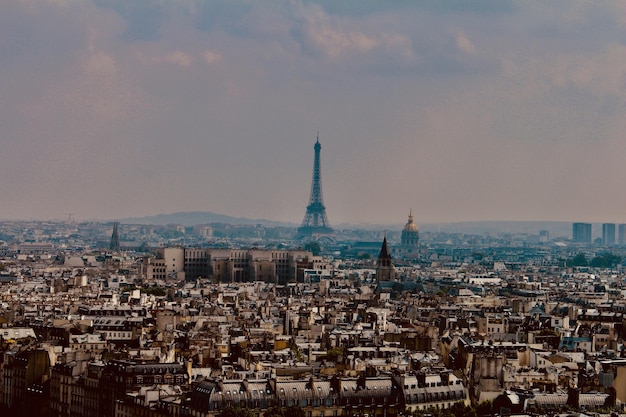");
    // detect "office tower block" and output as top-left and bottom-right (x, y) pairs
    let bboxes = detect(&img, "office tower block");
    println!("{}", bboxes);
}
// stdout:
(602, 223), (616, 246)
(619, 224), (626, 245)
